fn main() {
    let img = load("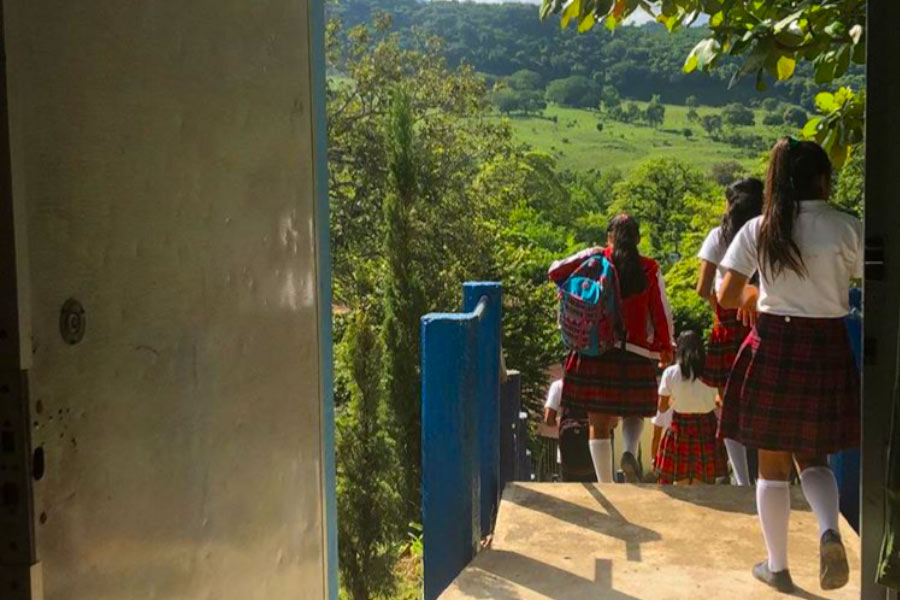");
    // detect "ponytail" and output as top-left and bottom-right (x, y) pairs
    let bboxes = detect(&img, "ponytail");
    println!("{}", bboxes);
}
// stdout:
(721, 177), (763, 245)
(676, 330), (705, 381)
(608, 214), (646, 298)
(759, 137), (831, 278)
